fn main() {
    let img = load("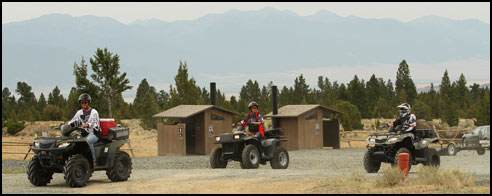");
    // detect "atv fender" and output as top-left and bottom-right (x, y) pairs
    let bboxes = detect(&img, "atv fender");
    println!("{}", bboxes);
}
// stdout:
(261, 139), (278, 158)
(104, 139), (129, 168)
